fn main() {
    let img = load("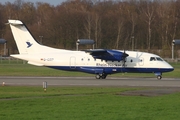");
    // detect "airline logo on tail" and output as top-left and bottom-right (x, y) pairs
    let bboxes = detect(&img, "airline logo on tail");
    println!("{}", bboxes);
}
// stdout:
(26, 42), (32, 48)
